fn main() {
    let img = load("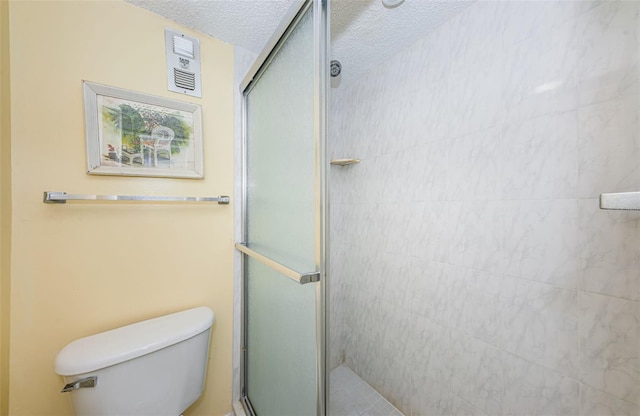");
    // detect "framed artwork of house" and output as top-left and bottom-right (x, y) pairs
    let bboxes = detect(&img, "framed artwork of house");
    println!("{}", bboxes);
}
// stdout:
(83, 81), (204, 179)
